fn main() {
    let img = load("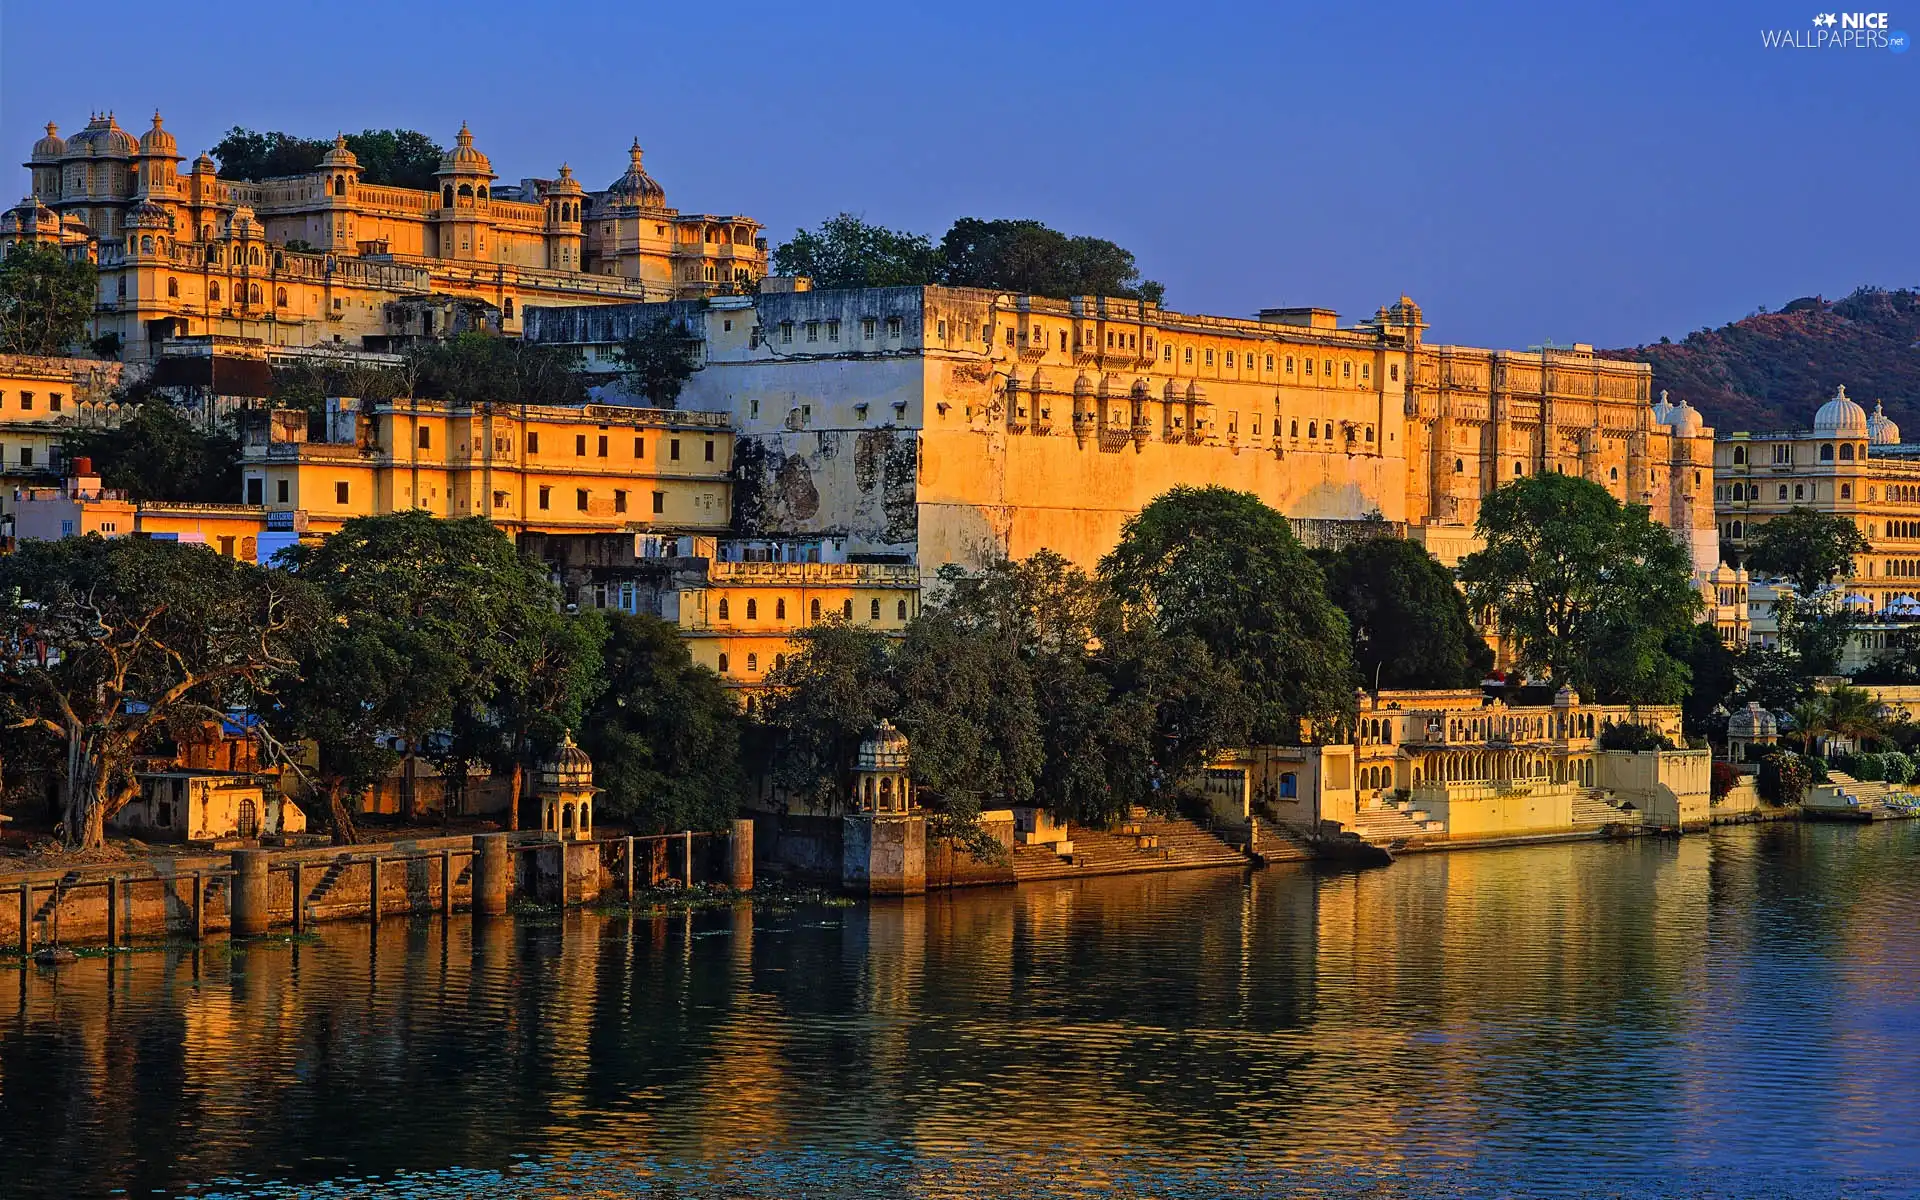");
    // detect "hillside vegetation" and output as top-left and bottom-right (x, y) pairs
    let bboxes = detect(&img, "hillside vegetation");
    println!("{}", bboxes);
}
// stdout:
(1604, 286), (1920, 434)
